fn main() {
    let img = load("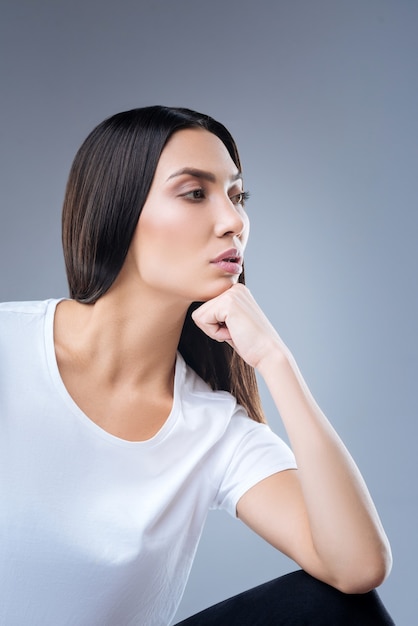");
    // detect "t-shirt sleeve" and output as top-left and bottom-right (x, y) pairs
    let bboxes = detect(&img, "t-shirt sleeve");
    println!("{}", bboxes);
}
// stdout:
(211, 405), (297, 517)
